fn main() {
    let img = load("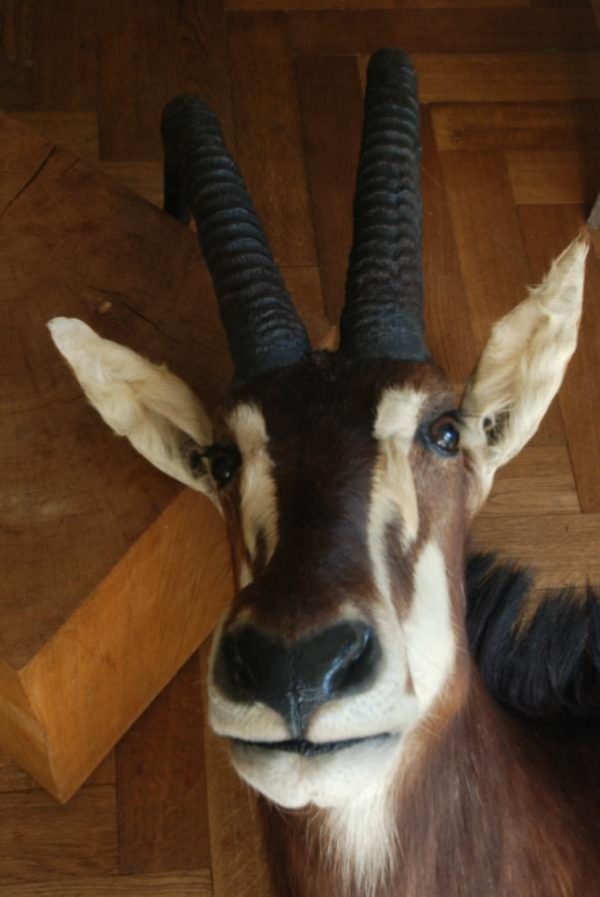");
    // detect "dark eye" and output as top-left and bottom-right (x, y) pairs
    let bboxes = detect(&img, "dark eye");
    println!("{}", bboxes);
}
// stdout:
(205, 443), (241, 488)
(427, 414), (460, 455)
